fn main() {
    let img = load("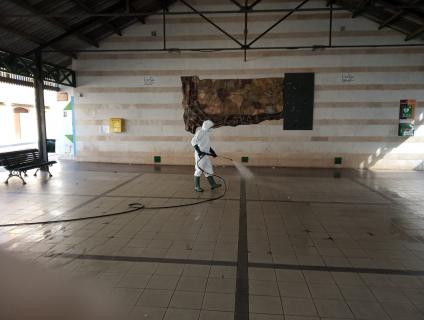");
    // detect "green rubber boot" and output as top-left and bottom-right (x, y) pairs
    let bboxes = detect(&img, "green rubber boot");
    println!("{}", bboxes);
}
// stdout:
(194, 176), (204, 192)
(207, 176), (222, 190)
